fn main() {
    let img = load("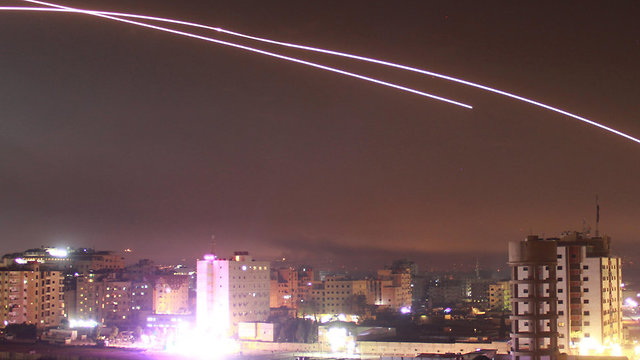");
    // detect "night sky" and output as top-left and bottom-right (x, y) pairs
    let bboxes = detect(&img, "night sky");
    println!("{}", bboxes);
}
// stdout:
(1, 1), (638, 272)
